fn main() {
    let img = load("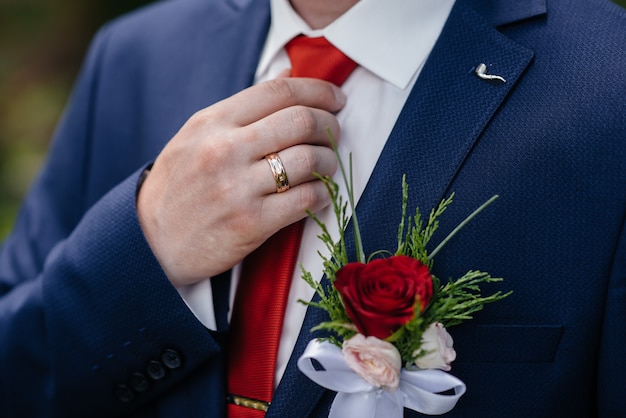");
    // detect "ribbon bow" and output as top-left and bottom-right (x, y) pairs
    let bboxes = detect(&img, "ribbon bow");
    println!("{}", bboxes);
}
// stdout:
(297, 340), (466, 417)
